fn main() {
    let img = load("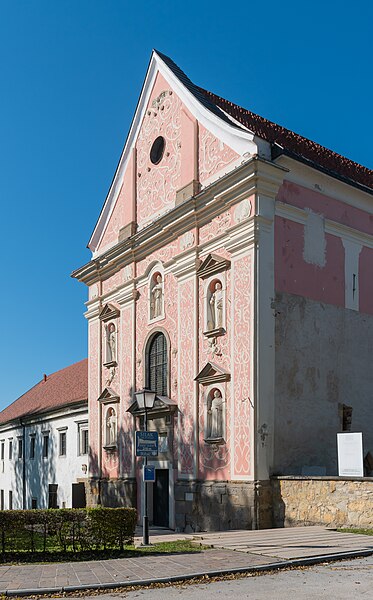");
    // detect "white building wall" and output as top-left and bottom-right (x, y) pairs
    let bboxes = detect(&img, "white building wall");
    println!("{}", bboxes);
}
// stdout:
(0, 403), (88, 509)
